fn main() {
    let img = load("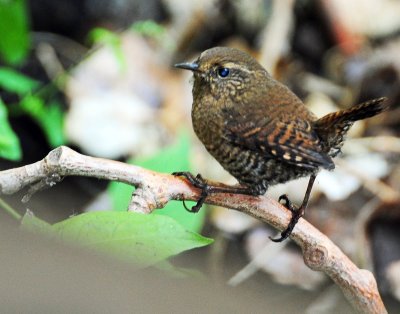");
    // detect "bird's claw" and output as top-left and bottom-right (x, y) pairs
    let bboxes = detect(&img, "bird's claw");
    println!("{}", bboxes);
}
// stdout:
(172, 172), (207, 189)
(278, 194), (298, 213)
(270, 194), (303, 242)
(172, 172), (209, 213)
